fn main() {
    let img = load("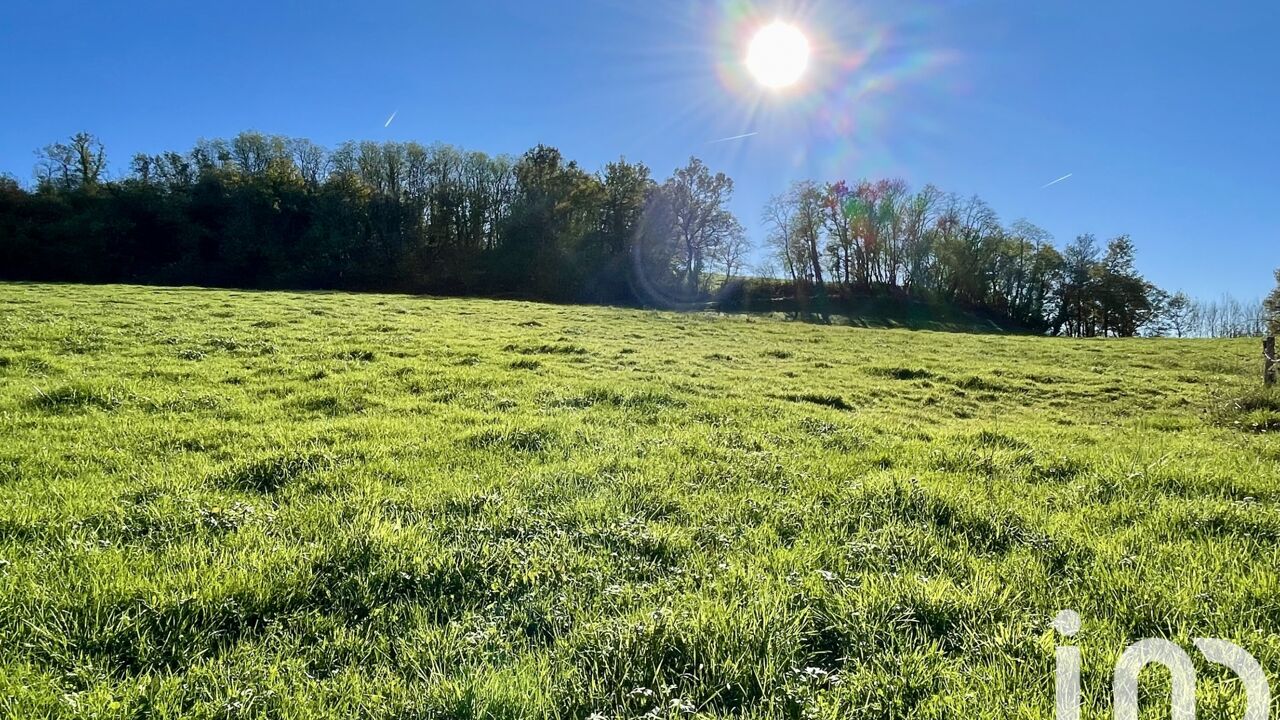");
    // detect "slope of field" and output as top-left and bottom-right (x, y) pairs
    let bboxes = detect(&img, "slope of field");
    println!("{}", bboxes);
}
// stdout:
(0, 283), (1276, 719)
